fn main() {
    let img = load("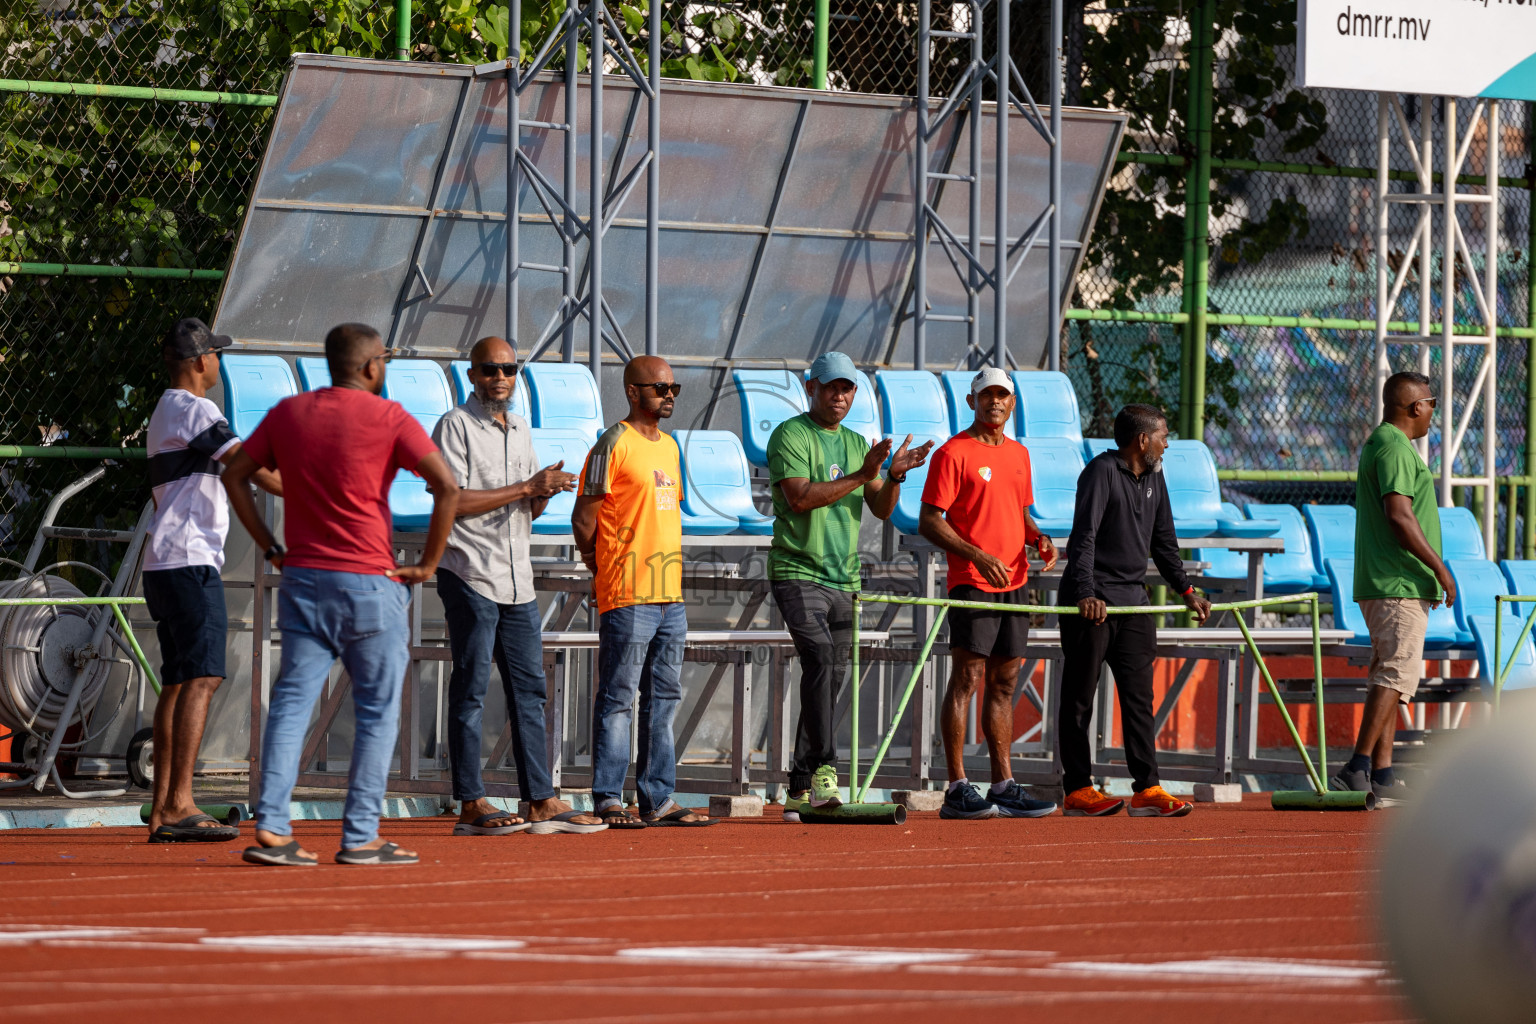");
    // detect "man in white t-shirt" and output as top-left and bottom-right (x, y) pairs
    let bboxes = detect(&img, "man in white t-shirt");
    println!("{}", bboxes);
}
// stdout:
(142, 318), (280, 843)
